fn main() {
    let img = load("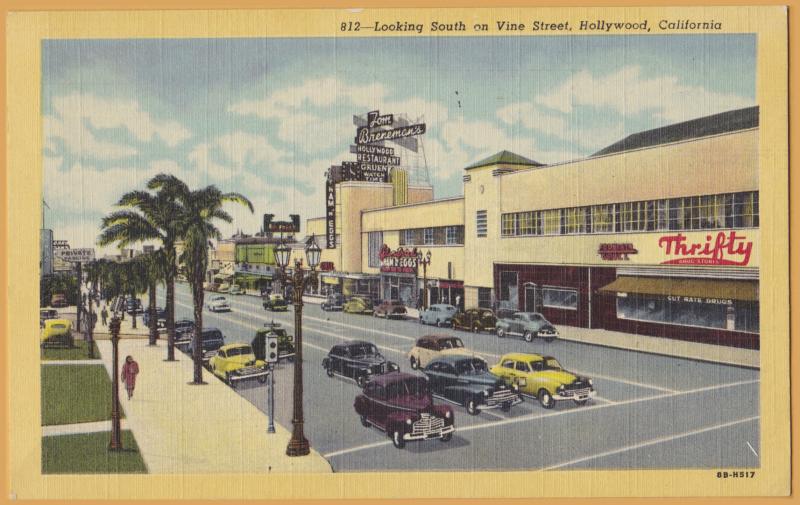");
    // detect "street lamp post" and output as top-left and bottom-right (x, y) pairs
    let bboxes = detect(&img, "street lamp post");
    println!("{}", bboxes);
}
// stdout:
(418, 250), (432, 310)
(86, 264), (96, 359)
(274, 236), (321, 457)
(108, 317), (123, 451)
